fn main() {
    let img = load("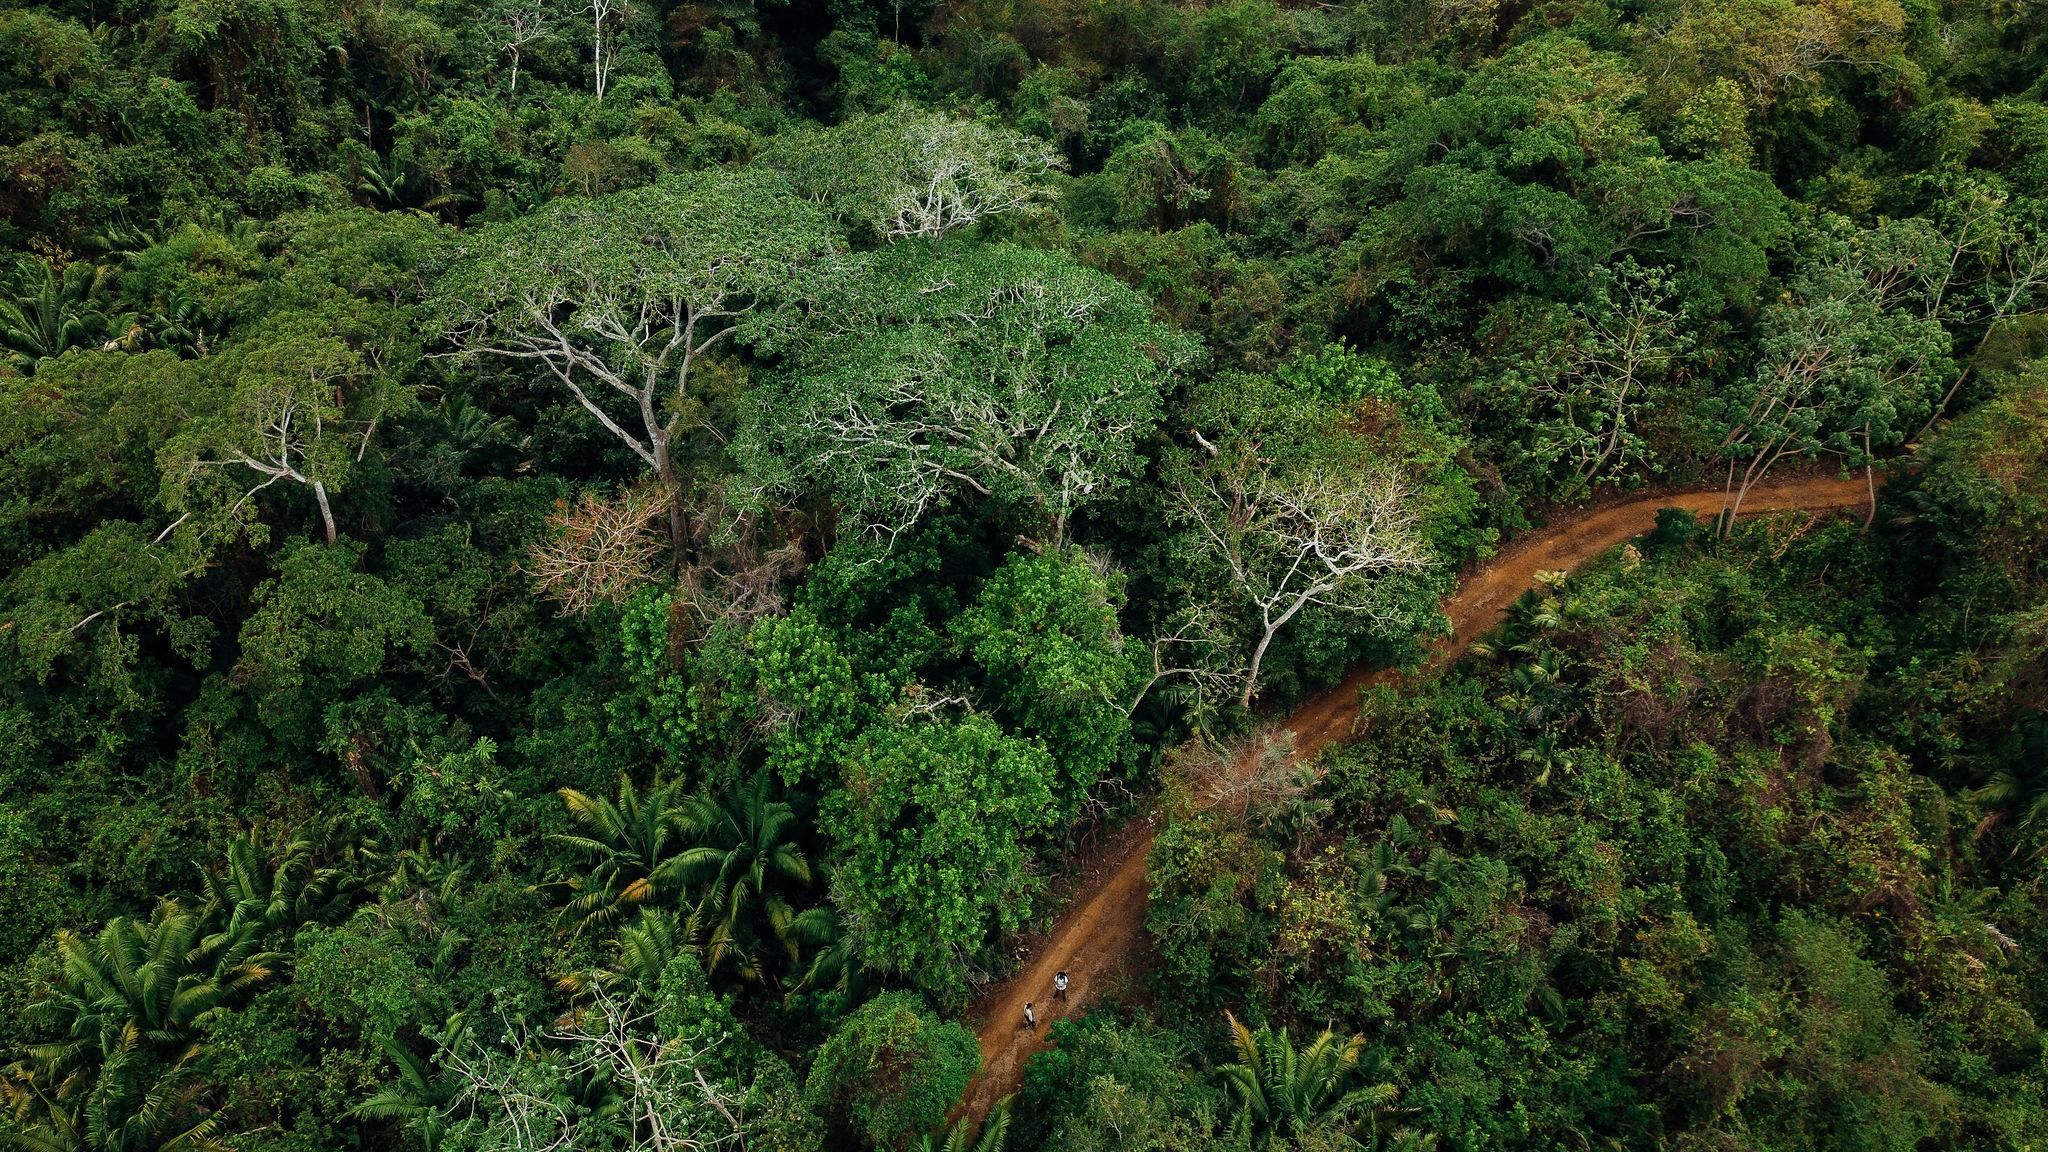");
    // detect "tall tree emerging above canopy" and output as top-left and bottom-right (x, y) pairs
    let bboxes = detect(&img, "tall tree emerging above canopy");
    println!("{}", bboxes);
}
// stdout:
(763, 105), (1067, 242)
(434, 169), (841, 559)
(738, 243), (1201, 544)
(1169, 374), (1432, 707)
(160, 318), (403, 546)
